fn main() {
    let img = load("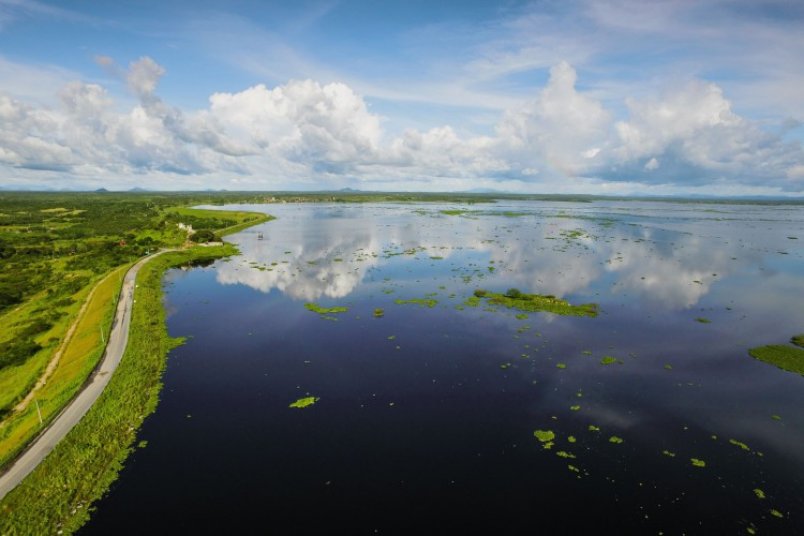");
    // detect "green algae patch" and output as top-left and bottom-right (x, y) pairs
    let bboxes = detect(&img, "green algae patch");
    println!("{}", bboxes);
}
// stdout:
(753, 488), (766, 500)
(534, 429), (556, 443)
(289, 396), (319, 409)
(305, 303), (349, 315)
(373, 308), (384, 318)
(691, 458), (706, 468)
(770, 509), (784, 518)
(568, 464), (580, 473)
(440, 209), (470, 216)
(588, 425), (600, 432)
(568, 436), (577, 443)
(570, 405), (581, 411)
(609, 436), (624, 444)
(471, 288), (598, 317)
(729, 438), (751, 451)
(556, 451), (576, 459)
(748, 343), (804, 376)
(394, 298), (438, 308)
(662, 450), (676, 458)
(556, 363), (567, 369)
(695, 317), (711, 324)
(600, 356), (622, 365)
